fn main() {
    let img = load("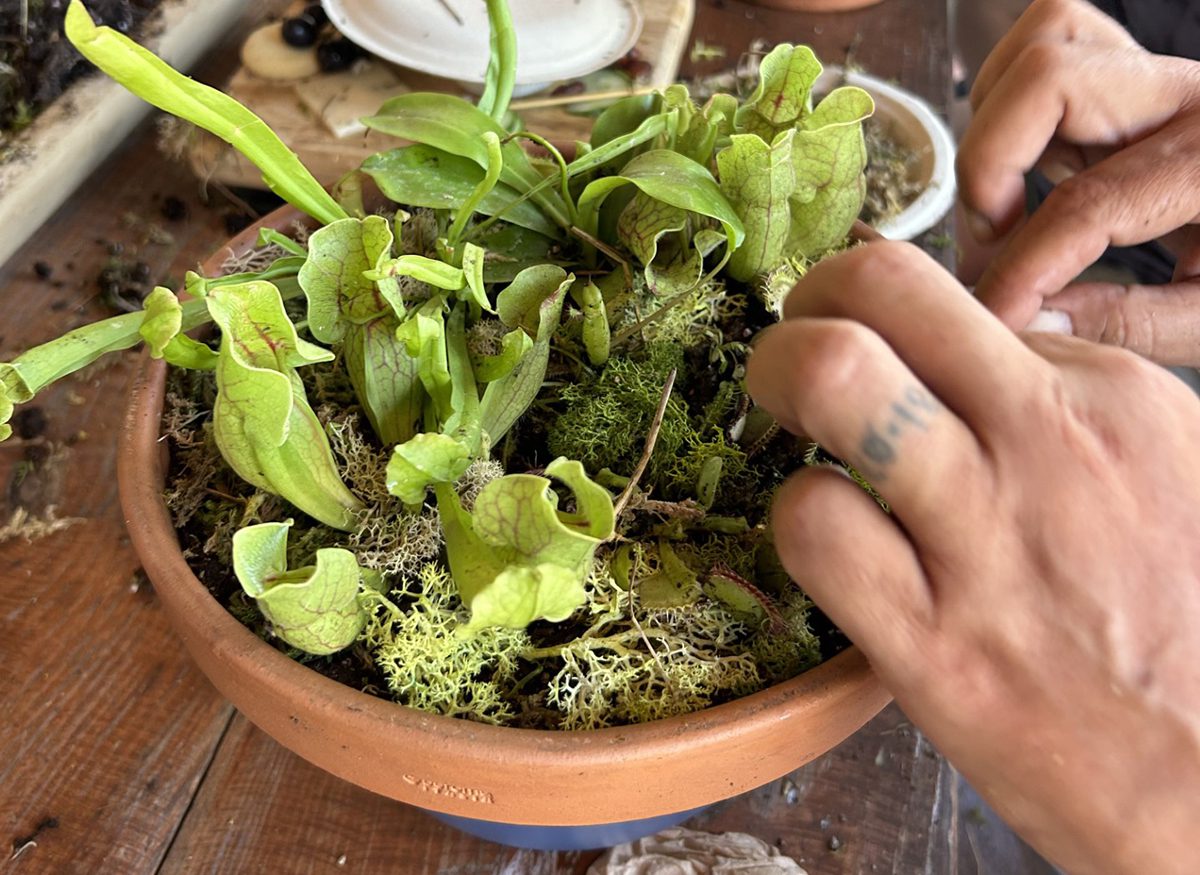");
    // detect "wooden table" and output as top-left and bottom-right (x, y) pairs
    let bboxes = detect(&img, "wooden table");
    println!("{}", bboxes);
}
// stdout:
(0, 1), (1056, 872)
